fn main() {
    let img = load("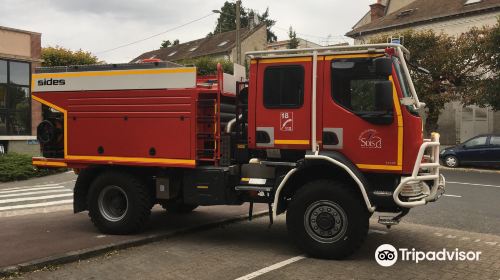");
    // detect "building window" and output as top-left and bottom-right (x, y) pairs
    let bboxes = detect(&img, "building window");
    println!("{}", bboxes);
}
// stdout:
(0, 59), (31, 136)
(263, 65), (304, 108)
(218, 41), (228, 47)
